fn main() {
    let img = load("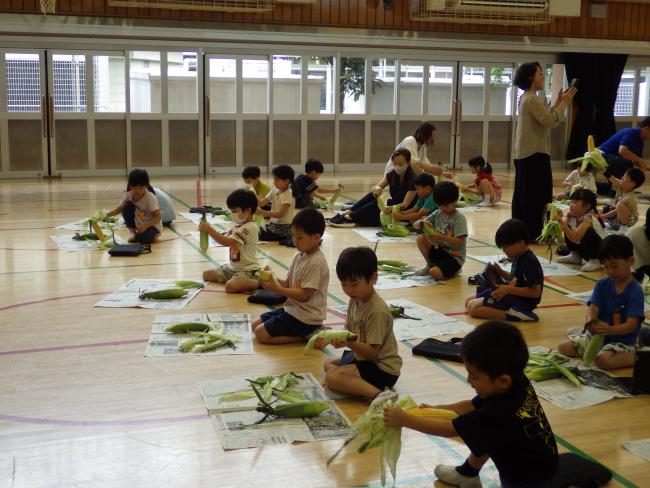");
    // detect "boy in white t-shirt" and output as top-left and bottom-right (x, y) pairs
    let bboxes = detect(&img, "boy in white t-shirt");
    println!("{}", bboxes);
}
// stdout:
(200, 189), (261, 293)
(257, 164), (296, 244)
